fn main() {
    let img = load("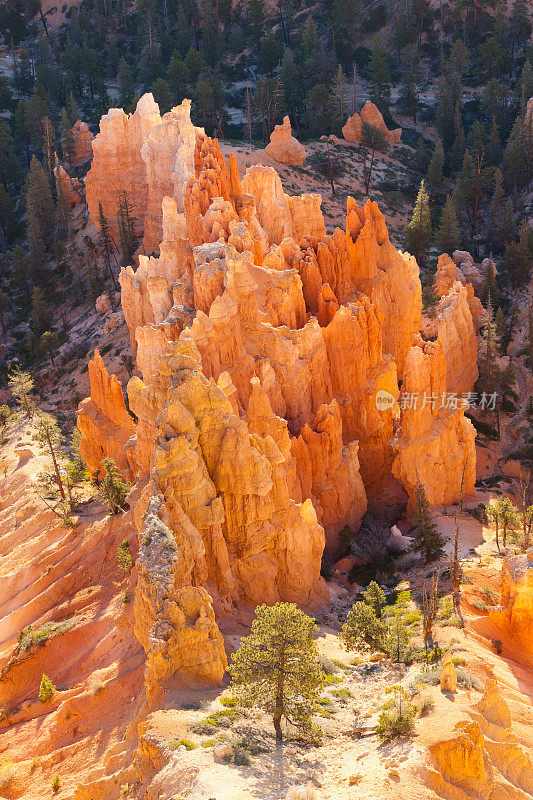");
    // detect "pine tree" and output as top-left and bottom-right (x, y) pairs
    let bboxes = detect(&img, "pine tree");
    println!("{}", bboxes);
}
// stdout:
(414, 136), (430, 172)
(118, 57), (134, 107)
(412, 478), (444, 562)
(0, 183), (14, 239)
(479, 291), (500, 389)
(487, 168), (514, 252)
(39, 674), (55, 703)
(405, 180), (432, 266)
(117, 191), (138, 266)
(39, 330), (59, 365)
(503, 117), (527, 191)
(518, 59), (533, 114)
(229, 603), (325, 741)
(26, 156), (55, 262)
(98, 457), (131, 514)
(32, 412), (67, 502)
(8, 366), (35, 417)
(369, 35), (391, 114)
(41, 116), (56, 183)
(60, 108), (76, 167)
(495, 307), (505, 347)
(248, 0), (265, 46)
(331, 64), (349, 128)
(67, 91), (80, 126)
(98, 202), (118, 290)
(31, 286), (52, 337)
(10, 245), (34, 298)
(54, 154), (70, 240)
(449, 102), (465, 173)
(436, 195), (460, 255)
(426, 139), (445, 196)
